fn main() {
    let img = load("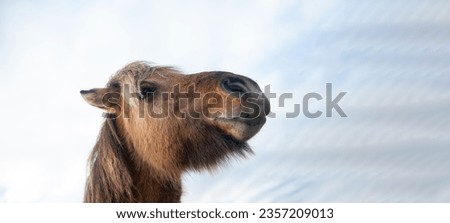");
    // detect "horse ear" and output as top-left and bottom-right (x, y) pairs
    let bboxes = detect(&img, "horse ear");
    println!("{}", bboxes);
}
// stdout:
(80, 88), (120, 112)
